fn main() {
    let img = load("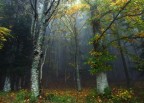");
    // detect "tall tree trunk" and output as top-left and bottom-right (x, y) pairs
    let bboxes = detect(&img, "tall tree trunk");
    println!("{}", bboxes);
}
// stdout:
(39, 45), (48, 94)
(76, 64), (81, 91)
(18, 78), (22, 90)
(31, 0), (46, 97)
(90, 3), (109, 94)
(117, 35), (130, 87)
(96, 72), (108, 93)
(30, 0), (60, 97)
(115, 18), (130, 88)
(74, 29), (82, 91)
(31, 23), (45, 97)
